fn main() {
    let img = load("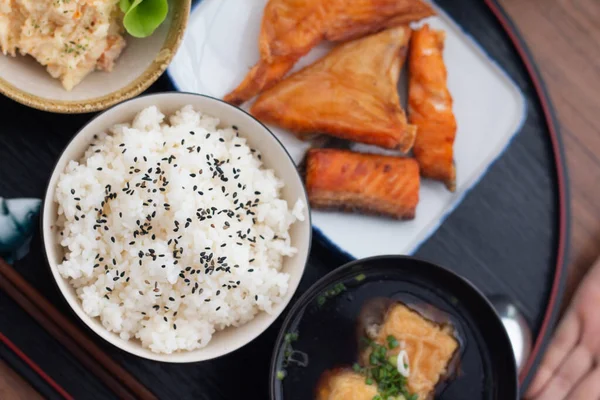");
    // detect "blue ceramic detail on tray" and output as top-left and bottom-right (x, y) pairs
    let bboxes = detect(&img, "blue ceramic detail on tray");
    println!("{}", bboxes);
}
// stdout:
(0, 197), (41, 263)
